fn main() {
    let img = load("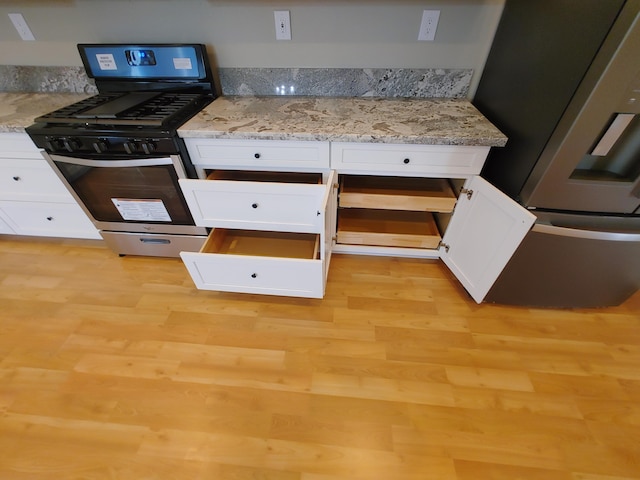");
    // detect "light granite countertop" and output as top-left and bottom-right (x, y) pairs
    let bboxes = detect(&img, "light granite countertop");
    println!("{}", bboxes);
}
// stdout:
(178, 96), (507, 147)
(0, 93), (507, 147)
(0, 92), (89, 132)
